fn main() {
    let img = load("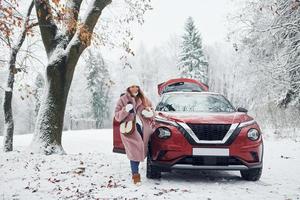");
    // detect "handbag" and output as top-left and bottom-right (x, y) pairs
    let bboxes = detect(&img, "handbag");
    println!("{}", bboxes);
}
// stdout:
(120, 116), (136, 136)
